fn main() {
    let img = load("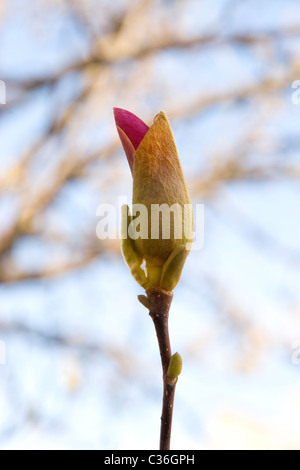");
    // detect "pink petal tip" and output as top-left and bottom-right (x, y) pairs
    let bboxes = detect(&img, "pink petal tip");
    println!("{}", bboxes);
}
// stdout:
(113, 108), (149, 149)
(113, 108), (149, 172)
